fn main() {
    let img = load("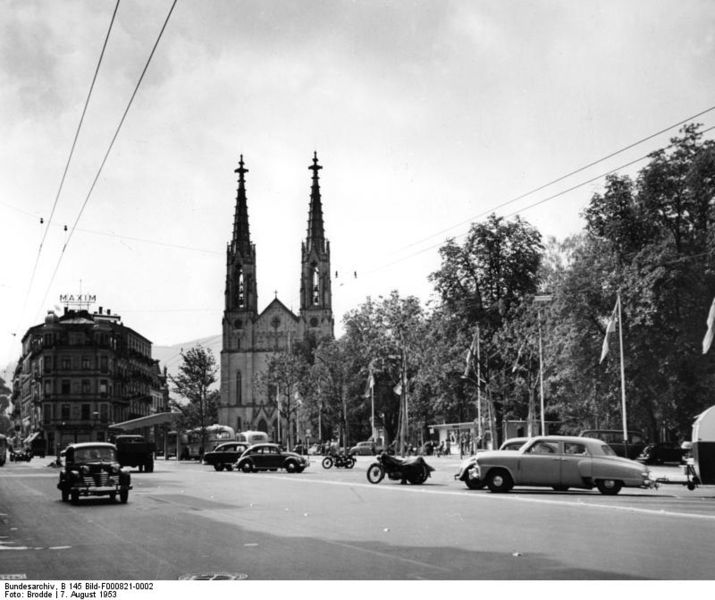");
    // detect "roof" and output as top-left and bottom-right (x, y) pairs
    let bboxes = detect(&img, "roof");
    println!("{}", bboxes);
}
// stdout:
(66, 442), (117, 449)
